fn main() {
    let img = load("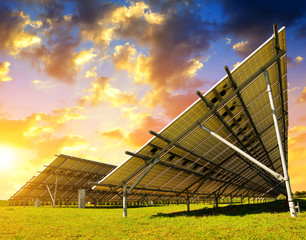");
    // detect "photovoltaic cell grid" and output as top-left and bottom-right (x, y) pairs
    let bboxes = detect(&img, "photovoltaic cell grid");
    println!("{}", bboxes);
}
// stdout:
(10, 154), (116, 202)
(94, 27), (288, 199)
